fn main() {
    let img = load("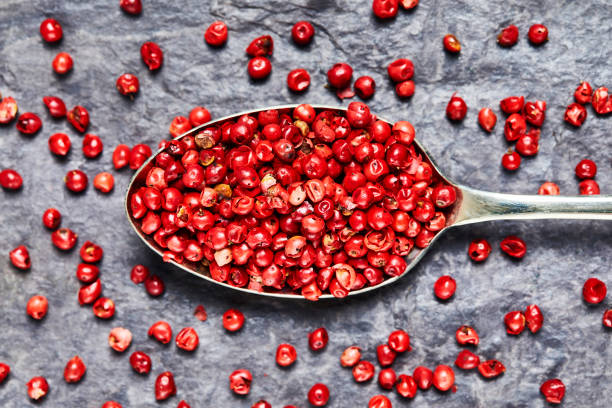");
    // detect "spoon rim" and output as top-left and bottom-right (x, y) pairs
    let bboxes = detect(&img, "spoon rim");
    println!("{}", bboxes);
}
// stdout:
(124, 104), (460, 300)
